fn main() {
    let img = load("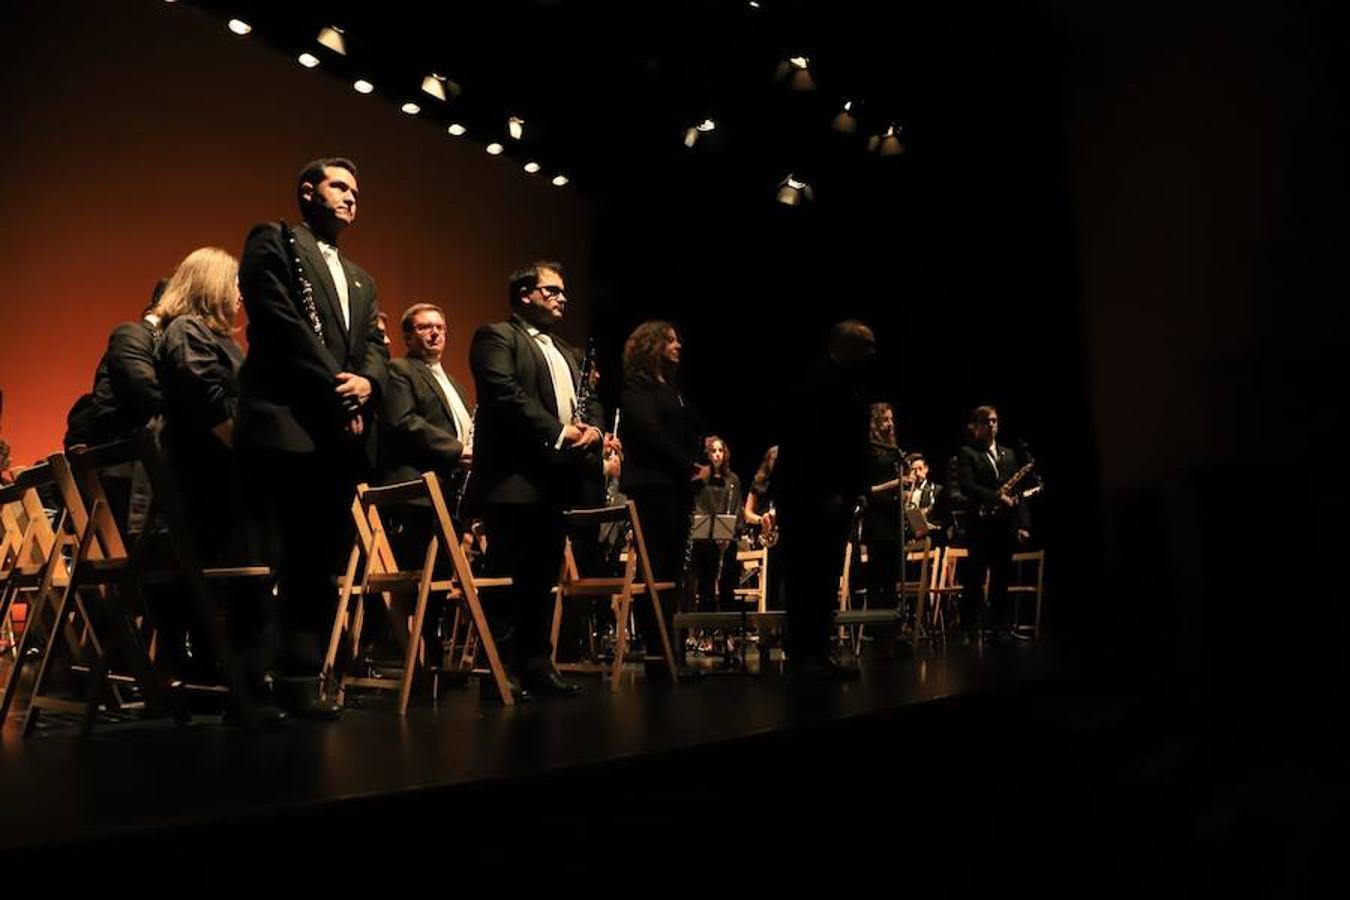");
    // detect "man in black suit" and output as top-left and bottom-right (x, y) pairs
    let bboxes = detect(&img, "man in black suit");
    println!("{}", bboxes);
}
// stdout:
(64, 280), (168, 535)
(381, 302), (474, 493)
(955, 405), (1031, 644)
(237, 157), (388, 717)
(468, 261), (607, 698)
(773, 321), (878, 679)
